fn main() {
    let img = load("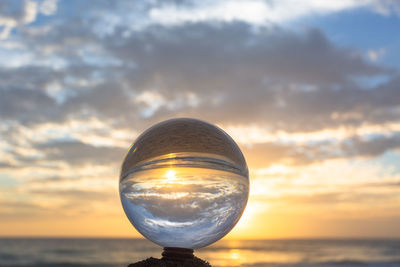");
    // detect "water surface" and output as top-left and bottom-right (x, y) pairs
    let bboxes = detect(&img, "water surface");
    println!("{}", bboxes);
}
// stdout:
(1, 238), (399, 266)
